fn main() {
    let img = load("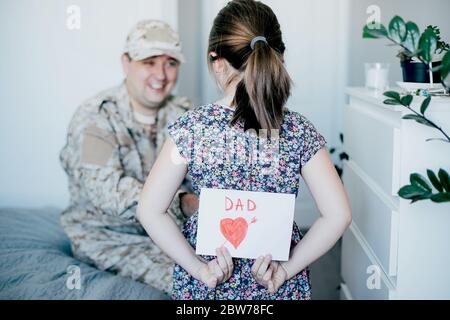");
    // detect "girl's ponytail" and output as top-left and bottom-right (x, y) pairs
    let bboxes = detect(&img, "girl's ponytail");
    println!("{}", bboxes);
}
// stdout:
(208, 0), (291, 131)
(232, 41), (291, 130)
